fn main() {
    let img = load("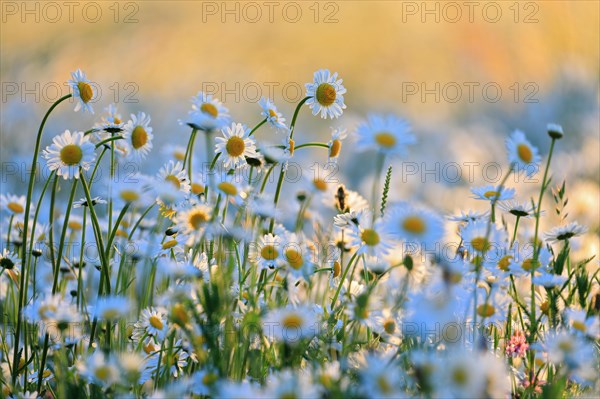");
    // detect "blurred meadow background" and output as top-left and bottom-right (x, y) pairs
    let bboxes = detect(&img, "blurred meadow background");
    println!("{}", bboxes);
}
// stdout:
(2, 0), (599, 257)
